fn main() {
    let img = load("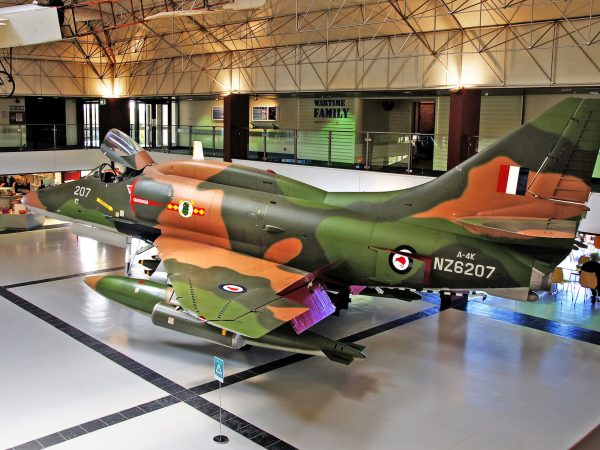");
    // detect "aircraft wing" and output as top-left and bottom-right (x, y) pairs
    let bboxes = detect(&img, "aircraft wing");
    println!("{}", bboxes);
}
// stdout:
(154, 235), (323, 339)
